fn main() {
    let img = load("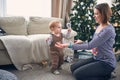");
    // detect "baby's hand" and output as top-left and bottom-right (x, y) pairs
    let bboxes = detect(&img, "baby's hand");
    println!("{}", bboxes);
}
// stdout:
(74, 40), (83, 44)
(55, 42), (63, 48)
